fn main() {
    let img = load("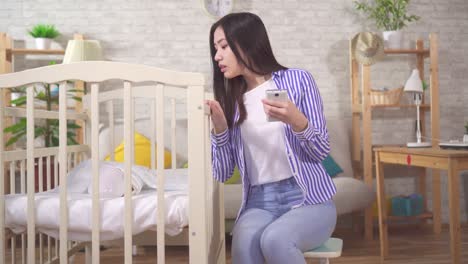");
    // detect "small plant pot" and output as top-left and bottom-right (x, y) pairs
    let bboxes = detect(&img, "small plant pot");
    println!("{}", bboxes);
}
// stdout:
(383, 31), (402, 49)
(35, 38), (52, 50)
(463, 134), (468, 143)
